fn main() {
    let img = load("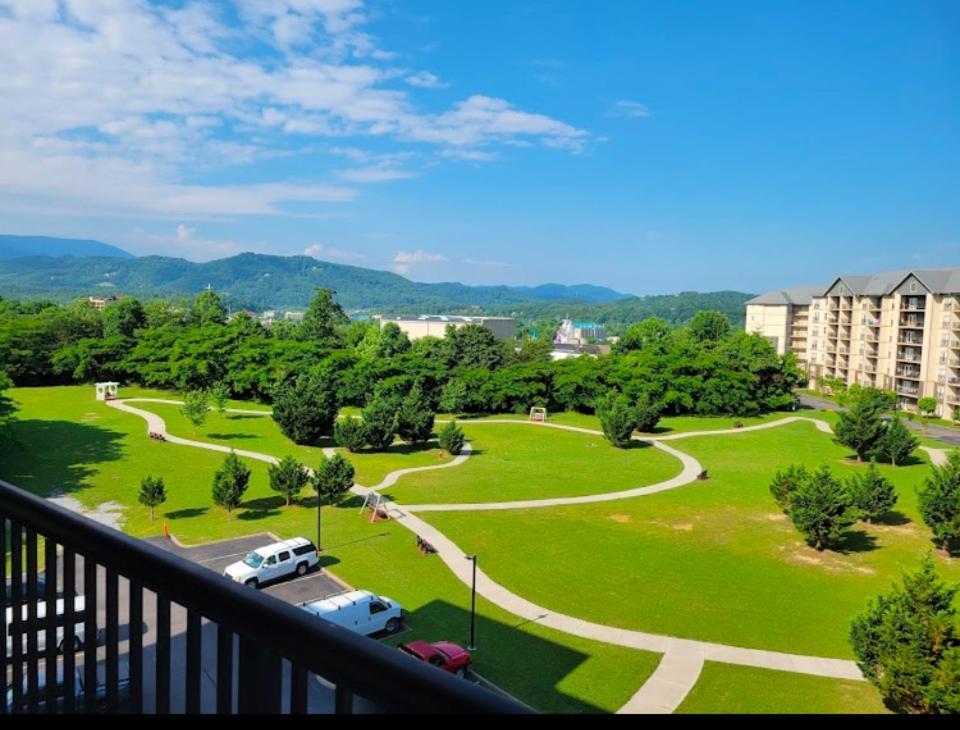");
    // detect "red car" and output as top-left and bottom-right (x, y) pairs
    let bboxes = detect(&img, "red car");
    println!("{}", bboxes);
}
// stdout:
(399, 641), (472, 677)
